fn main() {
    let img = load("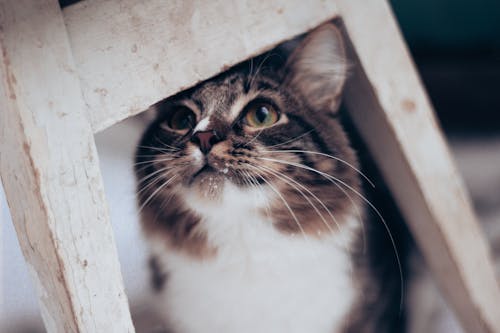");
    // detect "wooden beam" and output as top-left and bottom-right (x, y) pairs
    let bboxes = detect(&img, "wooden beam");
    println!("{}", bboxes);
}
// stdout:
(336, 1), (500, 332)
(0, 1), (135, 332)
(62, 0), (339, 132)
